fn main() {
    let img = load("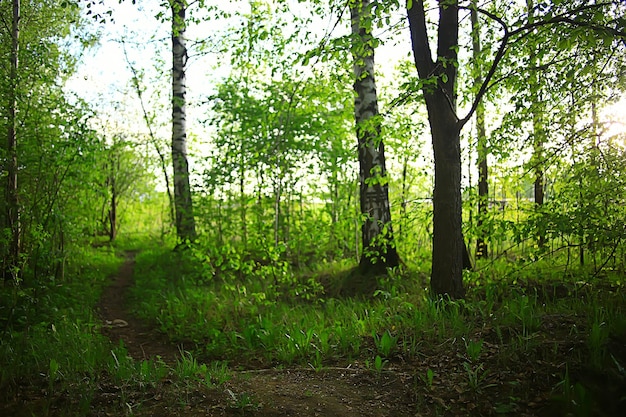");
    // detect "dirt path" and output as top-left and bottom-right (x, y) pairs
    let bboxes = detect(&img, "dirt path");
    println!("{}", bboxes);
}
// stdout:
(97, 251), (182, 364)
